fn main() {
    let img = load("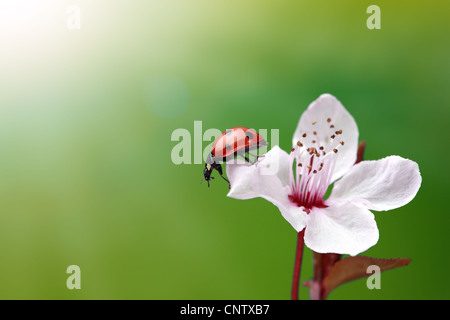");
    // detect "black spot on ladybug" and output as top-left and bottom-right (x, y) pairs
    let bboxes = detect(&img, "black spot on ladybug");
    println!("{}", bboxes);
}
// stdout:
(225, 130), (233, 136)
(245, 131), (254, 140)
(225, 144), (232, 150)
